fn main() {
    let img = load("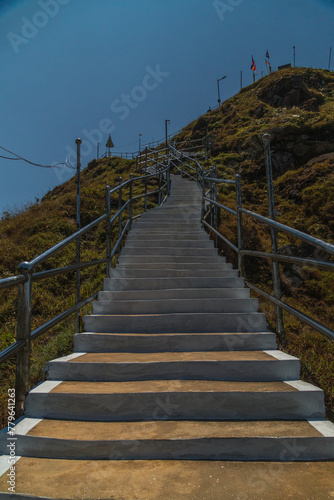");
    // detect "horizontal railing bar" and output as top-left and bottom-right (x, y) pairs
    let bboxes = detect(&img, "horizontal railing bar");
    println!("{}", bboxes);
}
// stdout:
(32, 259), (109, 282)
(28, 213), (108, 269)
(202, 220), (239, 253)
(203, 197), (237, 216)
(0, 274), (27, 290)
(0, 340), (25, 364)
(205, 177), (236, 185)
(241, 250), (334, 271)
(241, 208), (334, 256)
(246, 281), (334, 342)
(31, 292), (98, 341)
